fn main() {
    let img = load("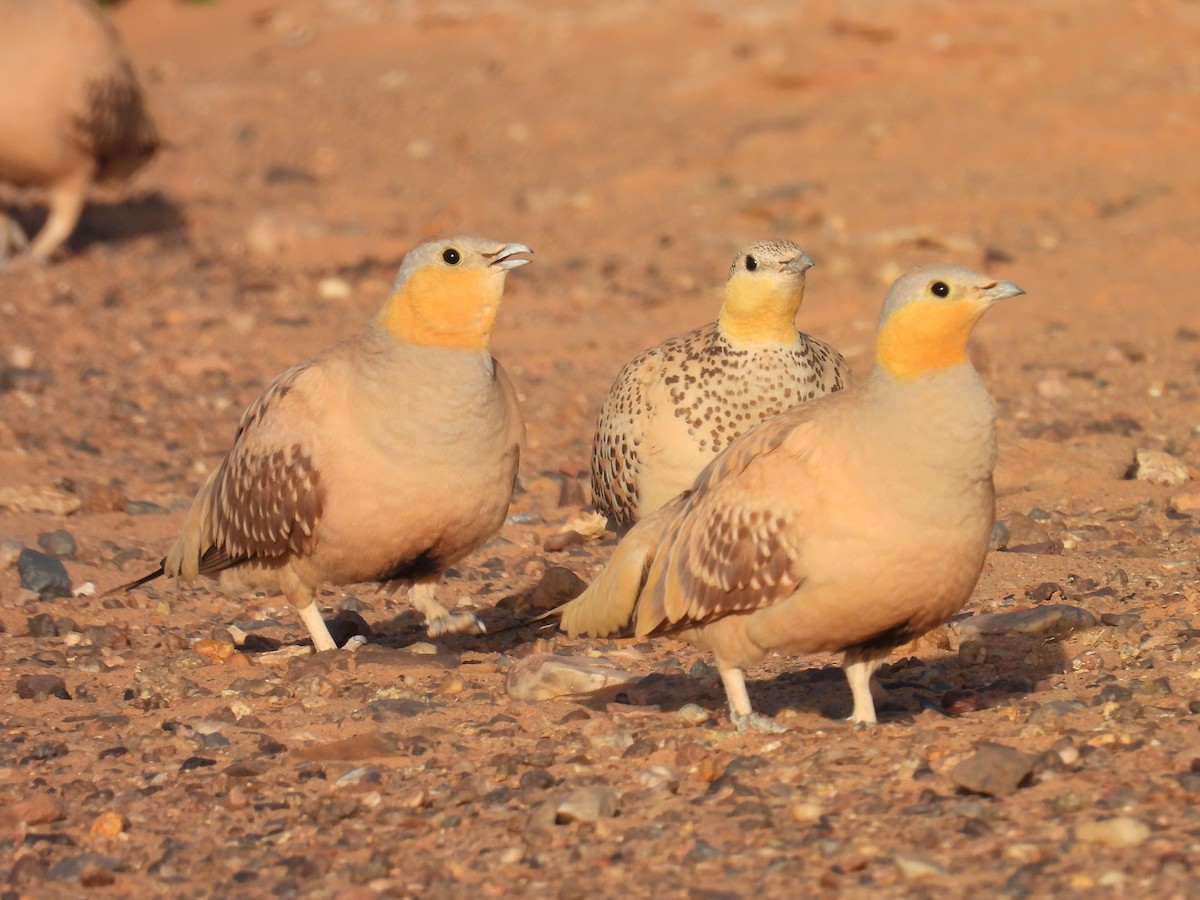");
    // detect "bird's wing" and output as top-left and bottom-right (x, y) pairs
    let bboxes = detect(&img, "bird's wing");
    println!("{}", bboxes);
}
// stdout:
(165, 358), (326, 581)
(494, 358), (527, 456)
(590, 345), (662, 525)
(635, 407), (826, 635)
